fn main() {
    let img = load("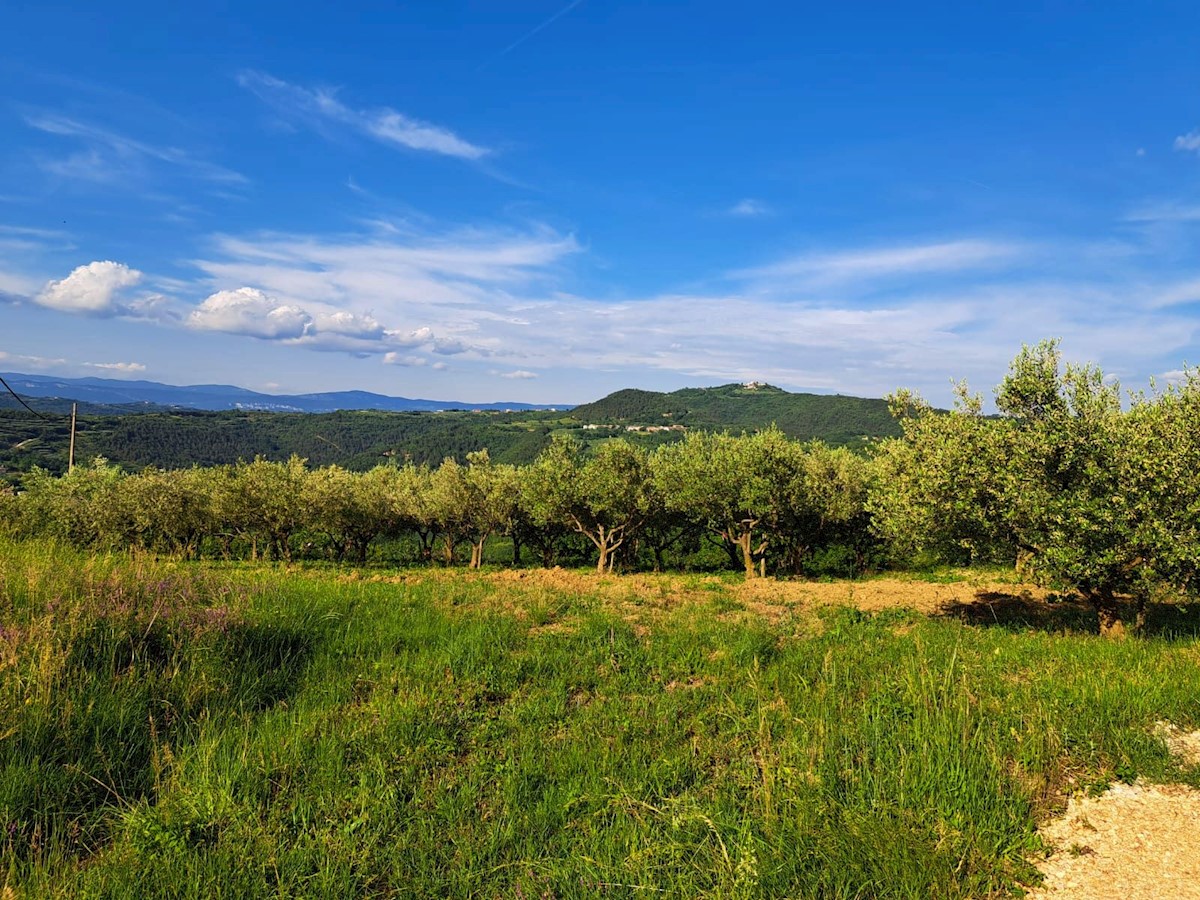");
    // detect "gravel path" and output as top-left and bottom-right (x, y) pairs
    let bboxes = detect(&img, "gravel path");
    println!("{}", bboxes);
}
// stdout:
(1027, 780), (1200, 900)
